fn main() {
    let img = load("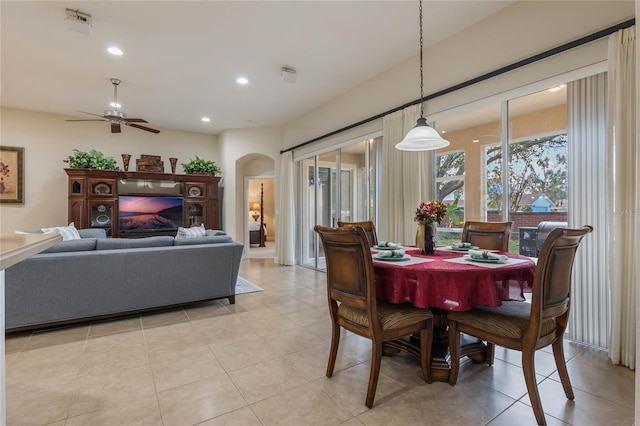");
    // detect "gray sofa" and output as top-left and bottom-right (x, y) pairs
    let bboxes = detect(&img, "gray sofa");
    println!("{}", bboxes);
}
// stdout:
(5, 229), (244, 331)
